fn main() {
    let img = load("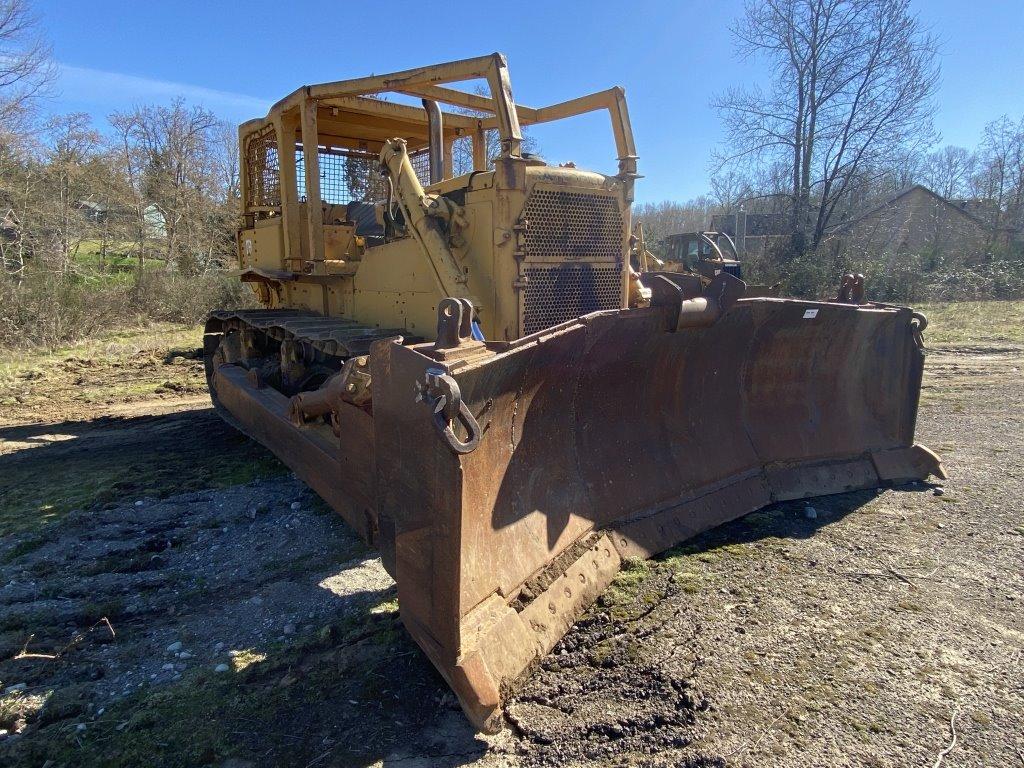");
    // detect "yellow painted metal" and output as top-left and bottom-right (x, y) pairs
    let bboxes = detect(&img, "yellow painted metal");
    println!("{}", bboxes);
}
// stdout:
(217, 54), (945, 734)
(235, 53), (639, 342)
(300, 100), (325, 269)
